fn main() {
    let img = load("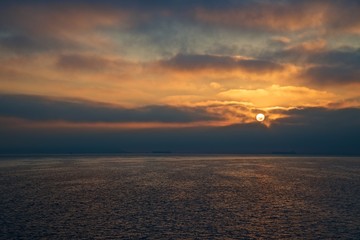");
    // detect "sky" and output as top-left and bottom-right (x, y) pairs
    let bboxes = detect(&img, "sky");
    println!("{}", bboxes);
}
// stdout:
(0, 0), (360, 154)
